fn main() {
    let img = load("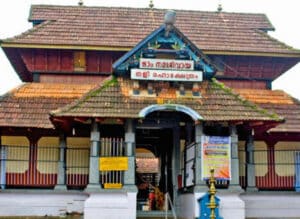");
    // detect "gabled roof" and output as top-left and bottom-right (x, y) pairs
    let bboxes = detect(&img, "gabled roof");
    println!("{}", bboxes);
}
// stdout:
(234, 89), (300, 133)
(112, 24), (217, 77)
(51, 77), (282, 125)
(1, 5), (300, 57)
(0, 83), (97, 129)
